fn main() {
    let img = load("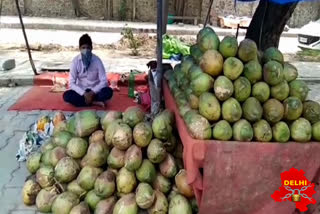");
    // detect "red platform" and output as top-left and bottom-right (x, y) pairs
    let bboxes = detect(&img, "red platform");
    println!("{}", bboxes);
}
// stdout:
(163, 80), (320, 214)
